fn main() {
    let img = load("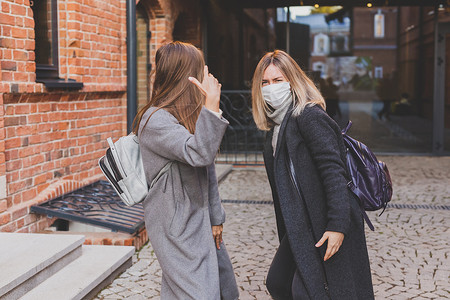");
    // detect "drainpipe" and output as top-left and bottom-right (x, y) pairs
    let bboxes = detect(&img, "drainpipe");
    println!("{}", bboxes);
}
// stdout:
(126, 0), (137, 133)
